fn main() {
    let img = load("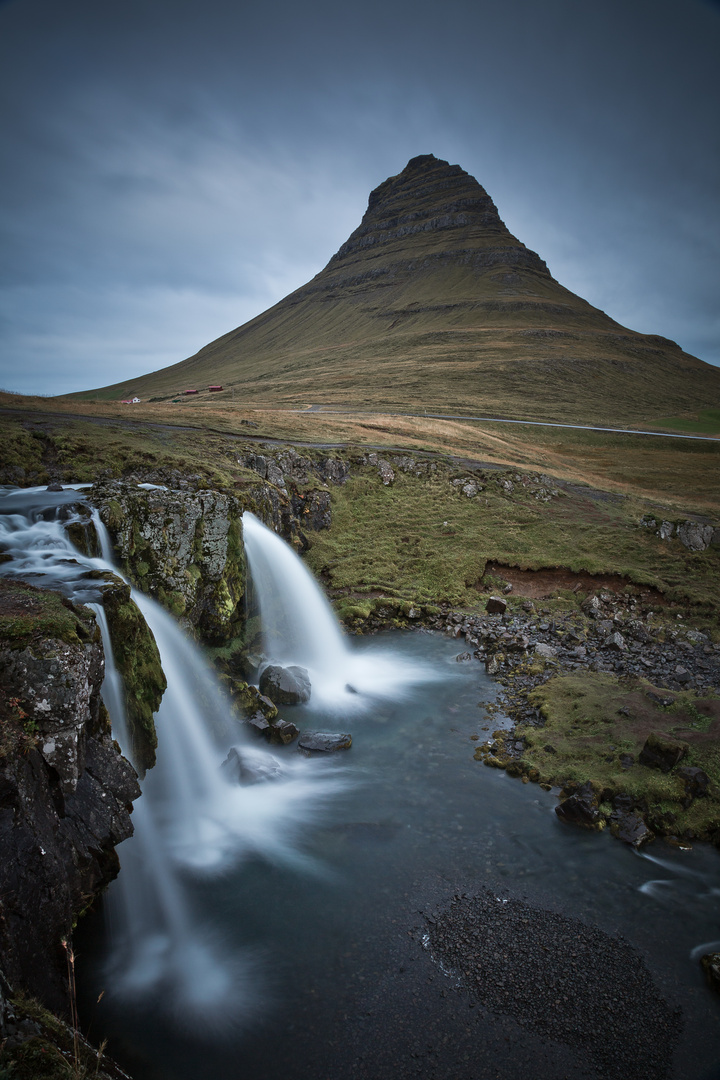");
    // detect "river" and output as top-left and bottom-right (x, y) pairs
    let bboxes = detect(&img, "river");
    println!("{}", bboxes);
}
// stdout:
(1, 485), (719, 1079)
